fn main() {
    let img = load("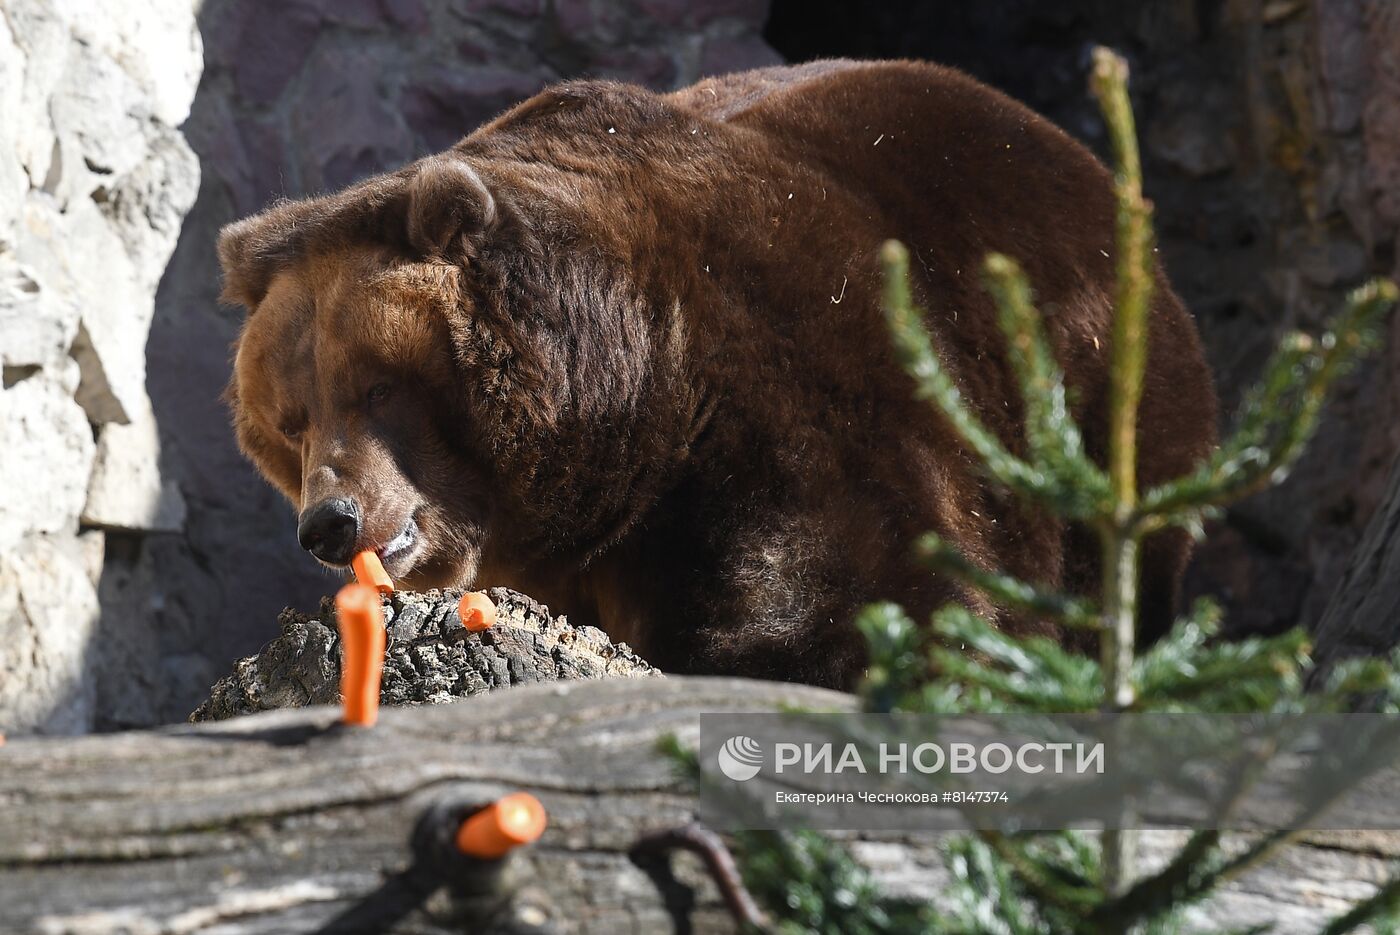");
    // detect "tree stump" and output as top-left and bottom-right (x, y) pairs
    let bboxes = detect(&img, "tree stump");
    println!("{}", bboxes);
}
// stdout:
(190, 587), (658, 722)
